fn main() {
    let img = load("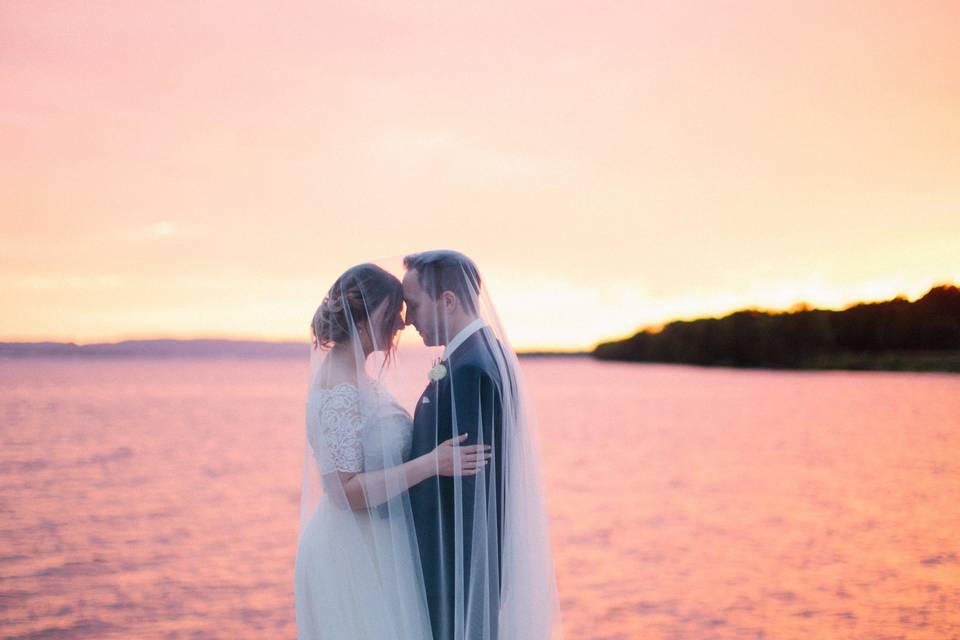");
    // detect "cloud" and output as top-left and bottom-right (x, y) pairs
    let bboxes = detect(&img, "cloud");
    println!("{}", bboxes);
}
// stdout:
(136, 221), (178, 239)
(0, 274), (127, 291)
